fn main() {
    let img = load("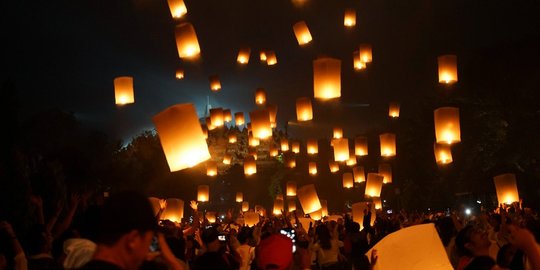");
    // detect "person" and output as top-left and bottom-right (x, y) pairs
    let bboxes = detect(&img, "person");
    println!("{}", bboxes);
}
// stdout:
(191, 226), (235, 270)
(256, 233), (293, 270)
(0, 221), (27, 270)
(455, 225), (493, 270)
(312, 223), (344, 270)
(235, 227), (255, 270)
